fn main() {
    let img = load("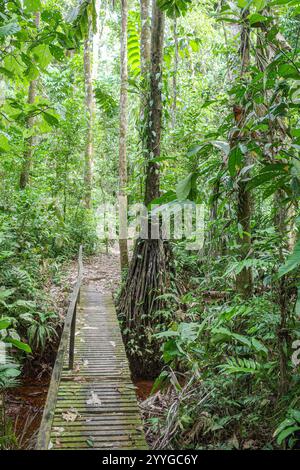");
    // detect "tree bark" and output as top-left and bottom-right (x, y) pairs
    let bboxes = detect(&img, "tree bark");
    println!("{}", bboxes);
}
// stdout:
(140, 0), (151, 75)
(83, 14), (94, 209)
(117, 2), (171, 377)
(139, 0), (151, 197)
(235, 9), (253, 298)
(19, 12), (40, 190)
(144, 2), (164, 206)
(118, 0), (129, 270)
(255, 9), (292, 395)
(171, 16), (178, 129)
